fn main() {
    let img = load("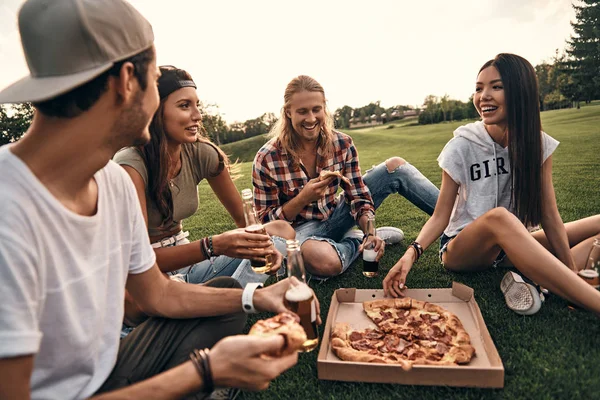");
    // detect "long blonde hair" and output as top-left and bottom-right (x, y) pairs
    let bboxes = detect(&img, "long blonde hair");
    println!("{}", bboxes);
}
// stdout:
(269, 75), (335, 164)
